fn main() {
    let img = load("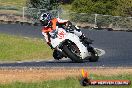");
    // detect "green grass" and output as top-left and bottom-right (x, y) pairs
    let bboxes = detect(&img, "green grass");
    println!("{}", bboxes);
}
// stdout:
(60, 4), (72, 11)
(59, 4), (72, 20)
(0, 74), (132, 88)
(0, 0), (26, 15)
(0, 34), (52, 61)
(0, 0), (26, 9)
